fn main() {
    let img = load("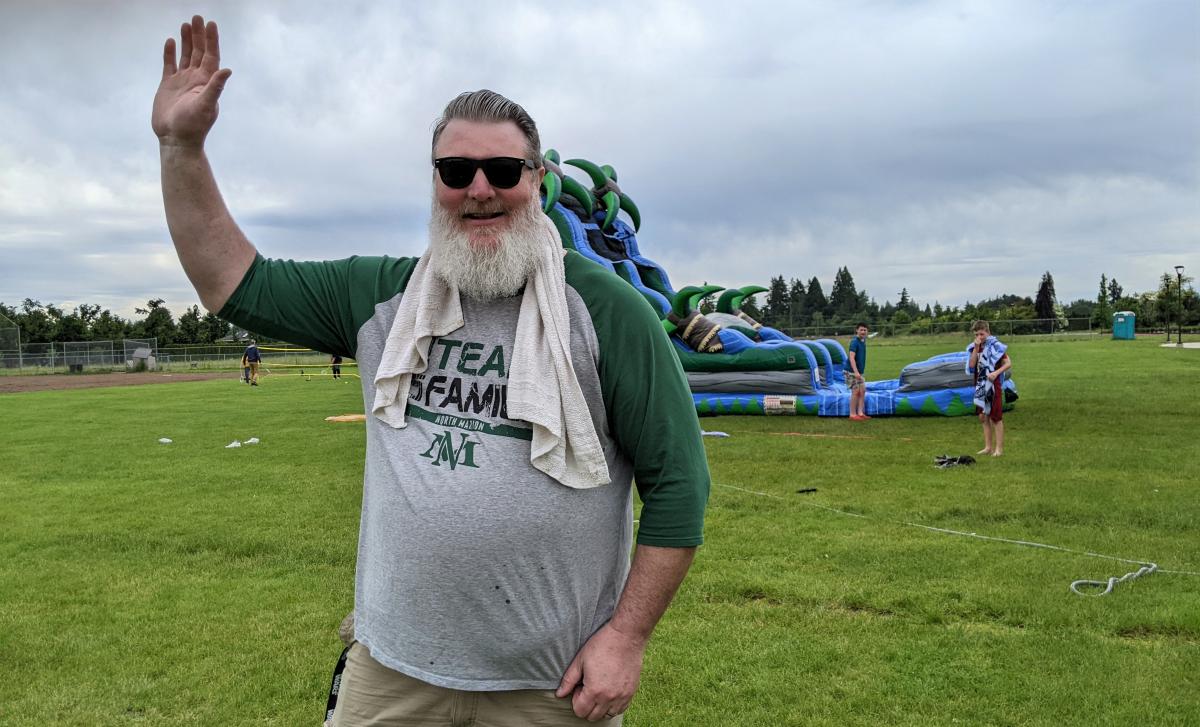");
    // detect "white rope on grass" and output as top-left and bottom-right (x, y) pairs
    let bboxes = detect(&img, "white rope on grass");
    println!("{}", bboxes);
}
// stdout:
(713, 482), (1196, 596)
